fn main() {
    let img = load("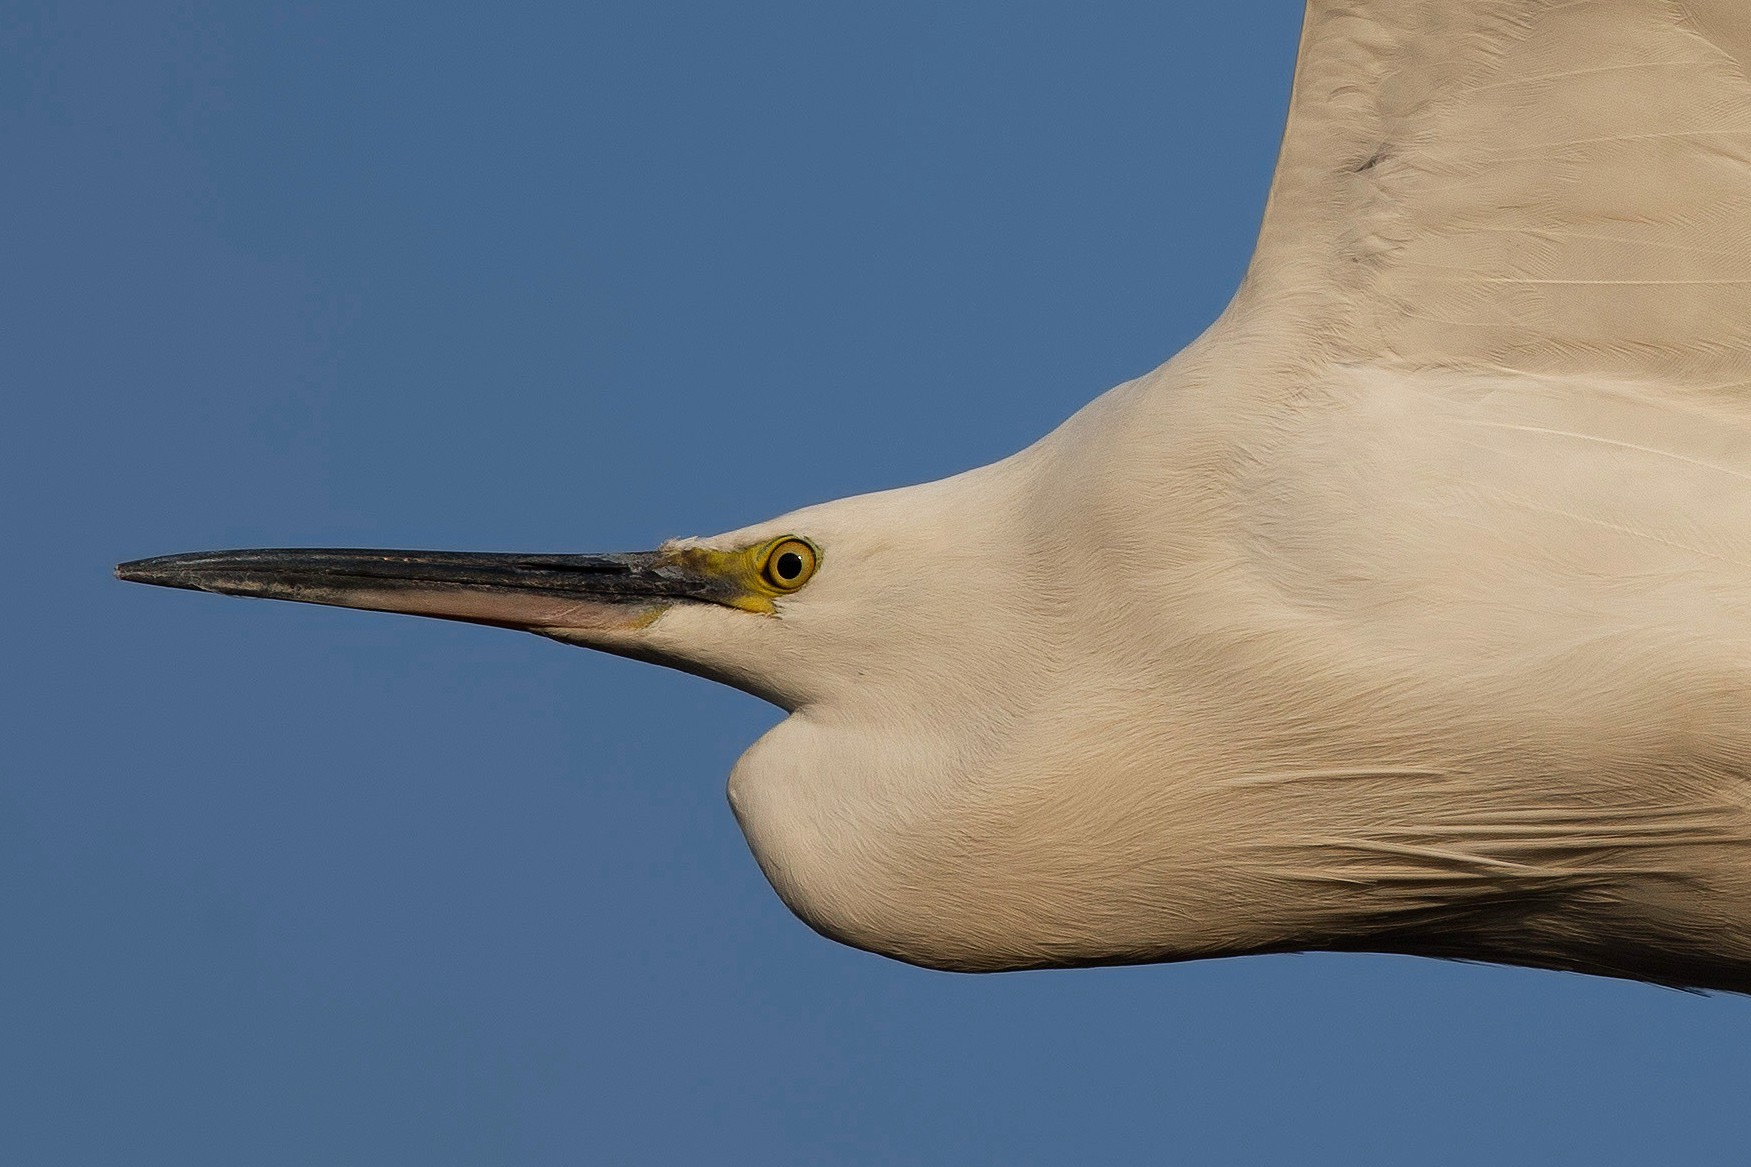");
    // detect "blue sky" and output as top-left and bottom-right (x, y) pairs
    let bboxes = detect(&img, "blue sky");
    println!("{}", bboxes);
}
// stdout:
(7, 2), (1751, 1163)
